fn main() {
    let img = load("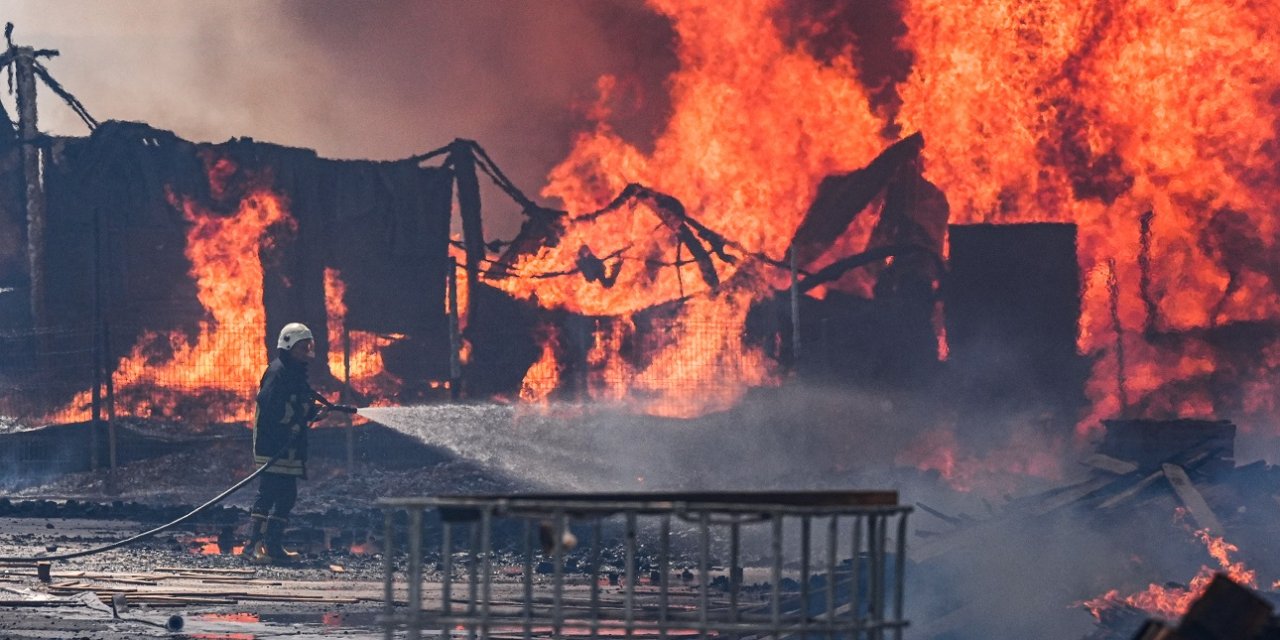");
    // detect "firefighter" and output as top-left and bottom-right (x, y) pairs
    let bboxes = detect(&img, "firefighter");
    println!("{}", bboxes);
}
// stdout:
(244, 322), (318, 564)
